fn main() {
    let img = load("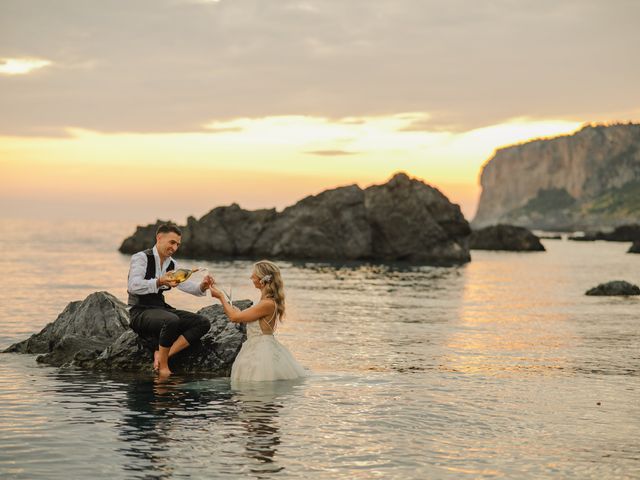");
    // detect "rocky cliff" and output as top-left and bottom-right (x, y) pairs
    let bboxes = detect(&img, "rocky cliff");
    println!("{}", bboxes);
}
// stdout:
(473, 123), (640, 230)
(120, 172), (472, 265)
